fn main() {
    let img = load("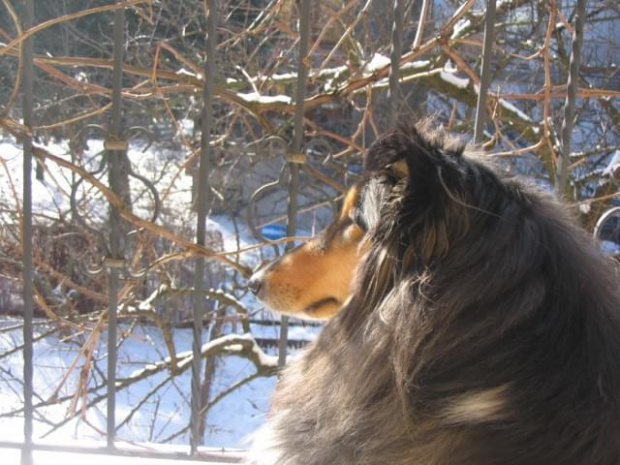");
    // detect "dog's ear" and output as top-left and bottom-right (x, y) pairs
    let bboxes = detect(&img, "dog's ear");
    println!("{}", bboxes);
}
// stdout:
(387, 160), (409, 179)
(364, 125), (458, 206)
